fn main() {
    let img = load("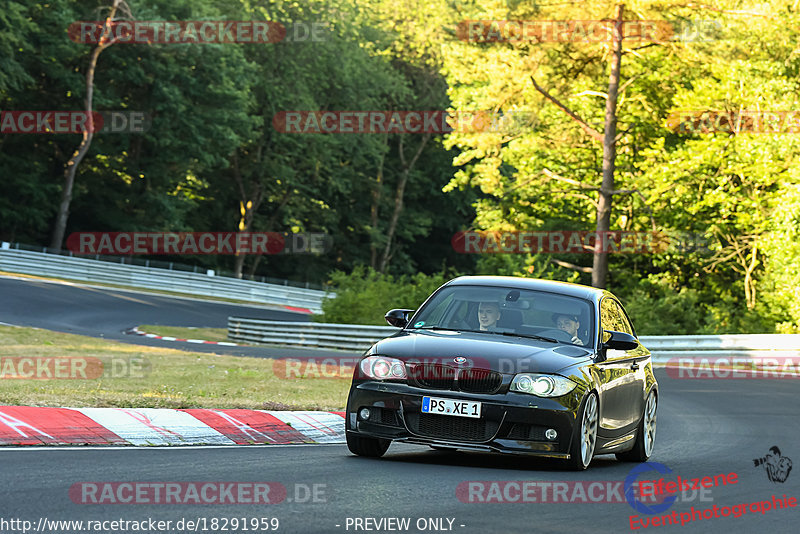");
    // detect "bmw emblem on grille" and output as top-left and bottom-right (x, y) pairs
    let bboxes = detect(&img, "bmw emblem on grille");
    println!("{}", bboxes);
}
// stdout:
(453, 356), (467, 364)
